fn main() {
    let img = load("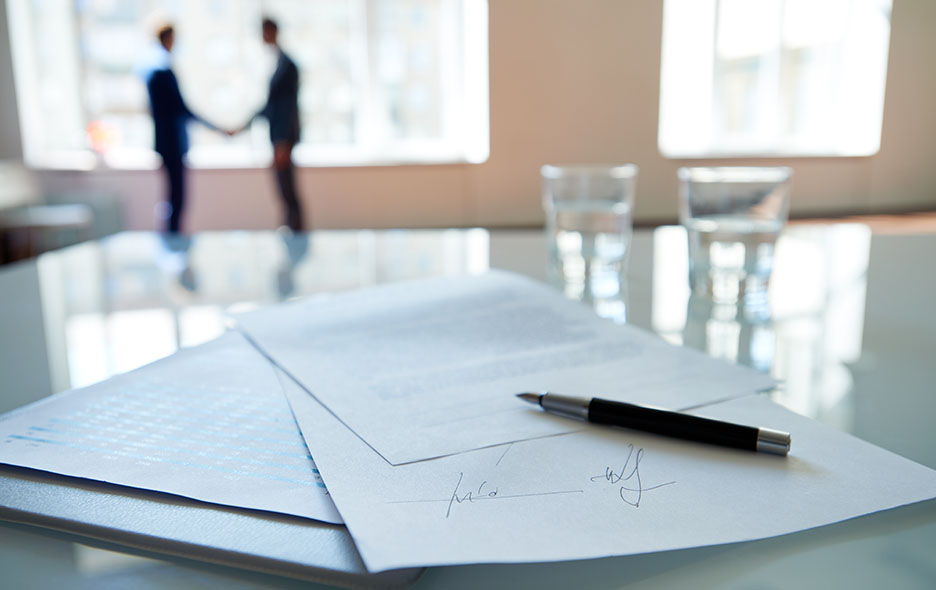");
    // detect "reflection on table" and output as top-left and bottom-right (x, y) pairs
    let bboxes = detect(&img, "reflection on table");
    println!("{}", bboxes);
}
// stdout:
(9, 225), (885, 434)
(33, 229), (488, 392)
